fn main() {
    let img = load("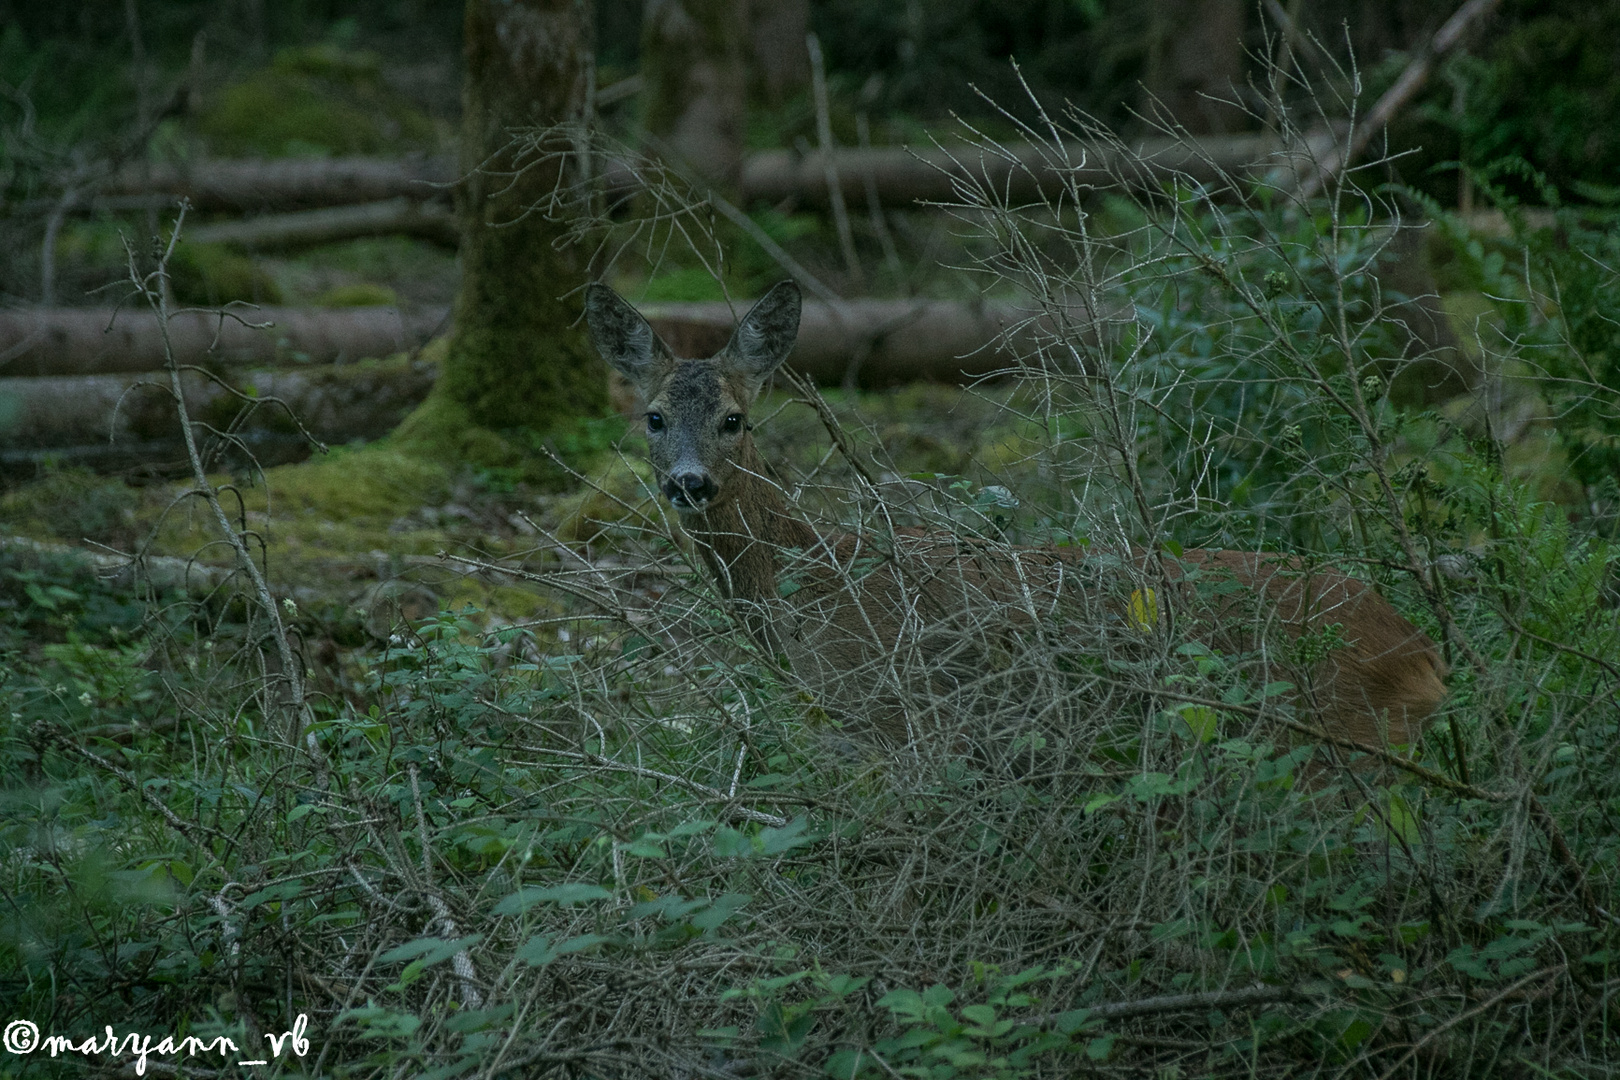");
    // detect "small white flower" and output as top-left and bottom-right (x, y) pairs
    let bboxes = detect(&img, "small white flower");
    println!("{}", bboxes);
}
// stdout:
(78, 692), (93, 707)
(282, 597), (298, 617)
